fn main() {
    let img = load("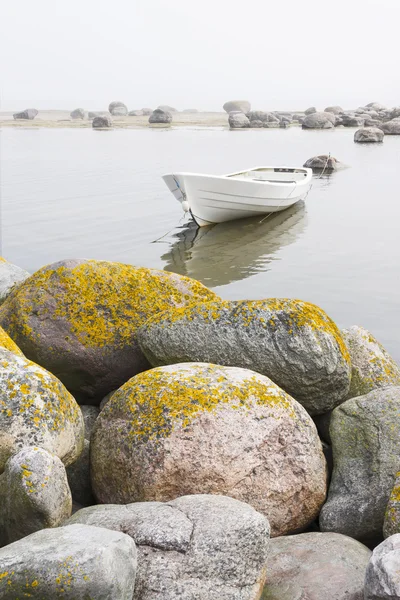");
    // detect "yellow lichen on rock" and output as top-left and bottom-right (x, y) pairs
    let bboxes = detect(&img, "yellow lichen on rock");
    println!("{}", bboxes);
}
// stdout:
(0, 326), (23, 356)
